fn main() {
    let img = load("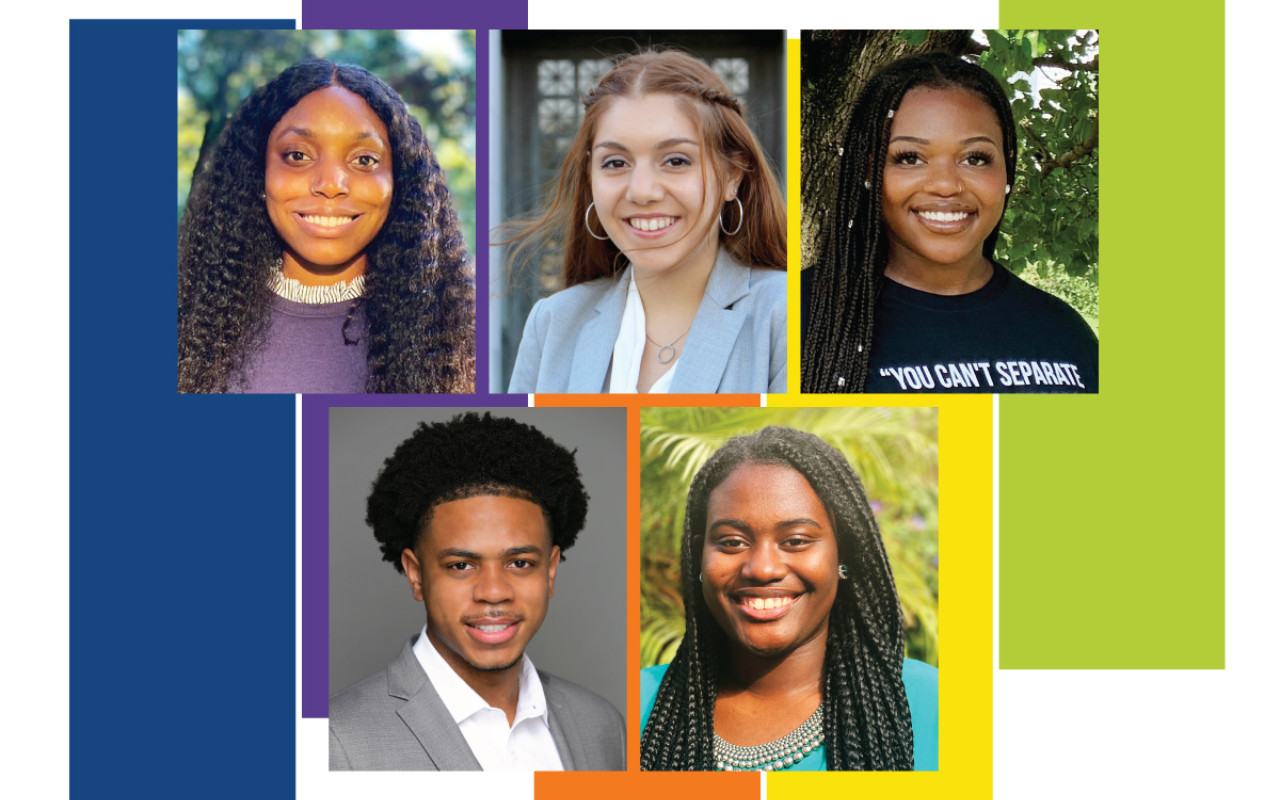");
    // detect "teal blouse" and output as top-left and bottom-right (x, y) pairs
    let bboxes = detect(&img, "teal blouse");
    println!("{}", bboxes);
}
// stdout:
(639, 658), (938, 771)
